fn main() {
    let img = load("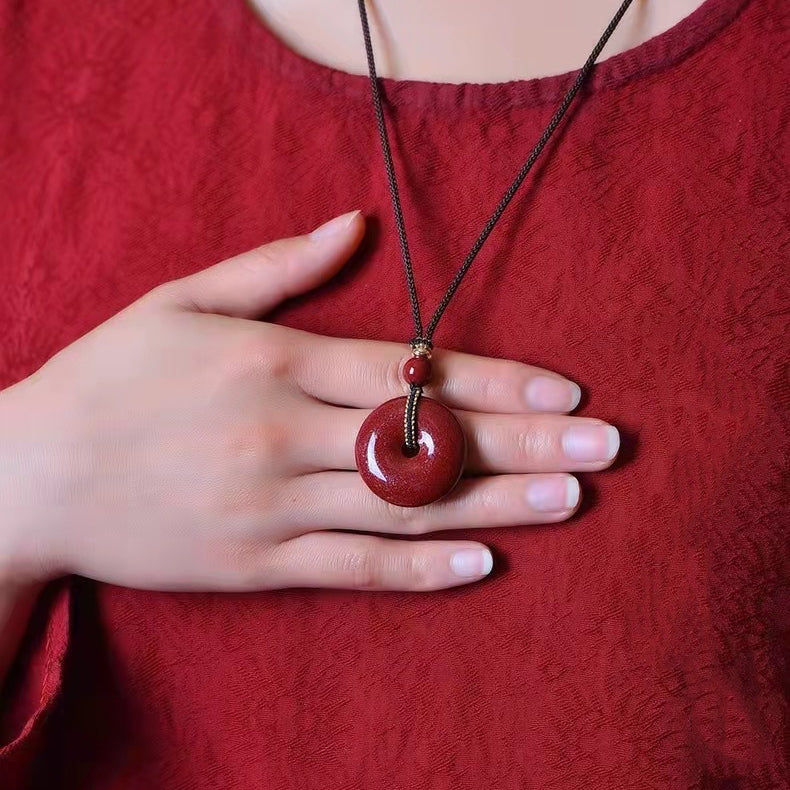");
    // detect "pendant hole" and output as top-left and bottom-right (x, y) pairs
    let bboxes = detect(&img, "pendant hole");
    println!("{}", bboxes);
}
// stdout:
(401, 442), (420, 458)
